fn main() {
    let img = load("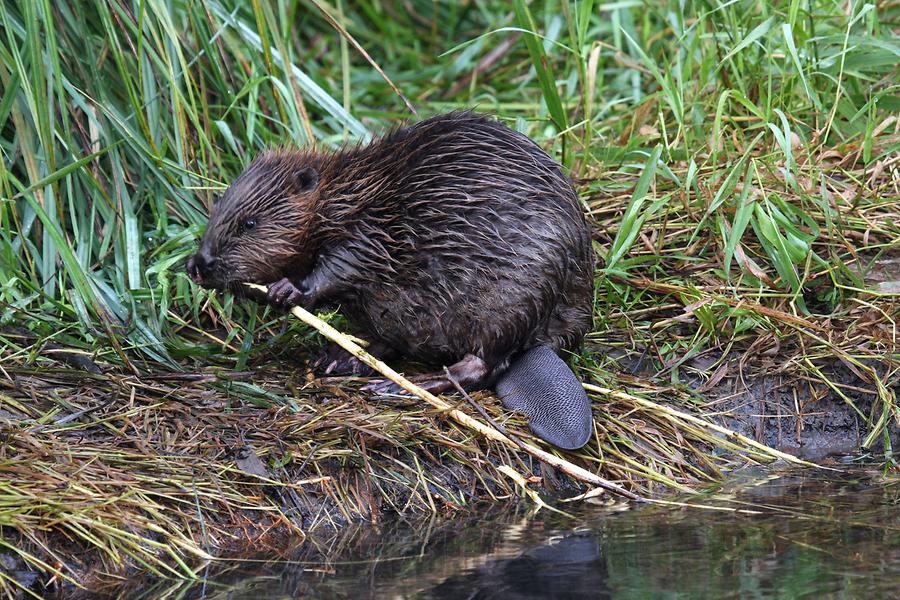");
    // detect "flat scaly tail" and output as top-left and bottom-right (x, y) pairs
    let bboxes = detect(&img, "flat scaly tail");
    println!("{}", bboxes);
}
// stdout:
(495, 345), (593, 450)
